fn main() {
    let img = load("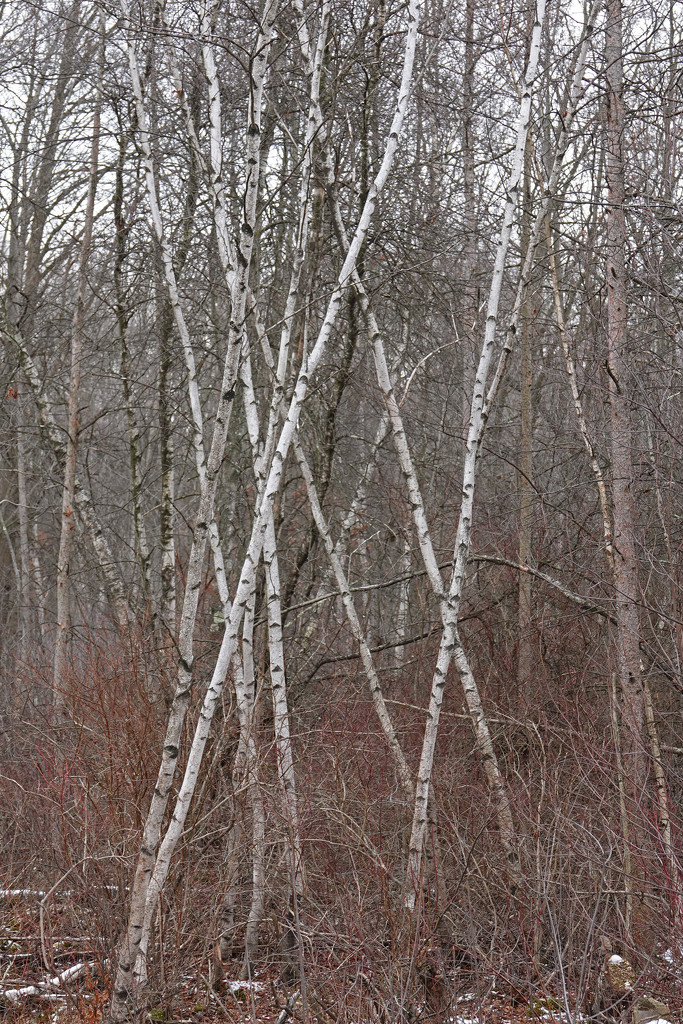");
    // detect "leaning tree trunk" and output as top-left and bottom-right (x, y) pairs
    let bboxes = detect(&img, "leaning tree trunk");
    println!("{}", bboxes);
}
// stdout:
(404, 0), (545, 903)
